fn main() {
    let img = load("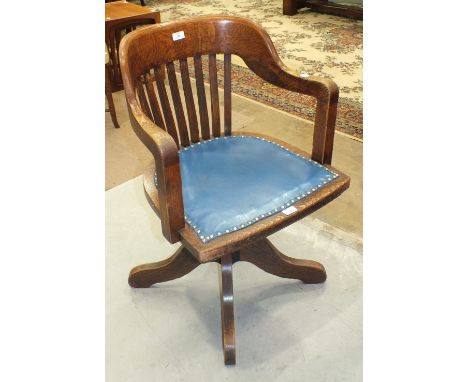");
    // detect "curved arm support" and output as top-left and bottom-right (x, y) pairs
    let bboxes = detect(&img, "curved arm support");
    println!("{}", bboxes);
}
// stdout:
(245, 60), (339, 165)
(126, 96), (185, 243)
(241, 29), (339, 165)
(237, 24), (339, 165)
